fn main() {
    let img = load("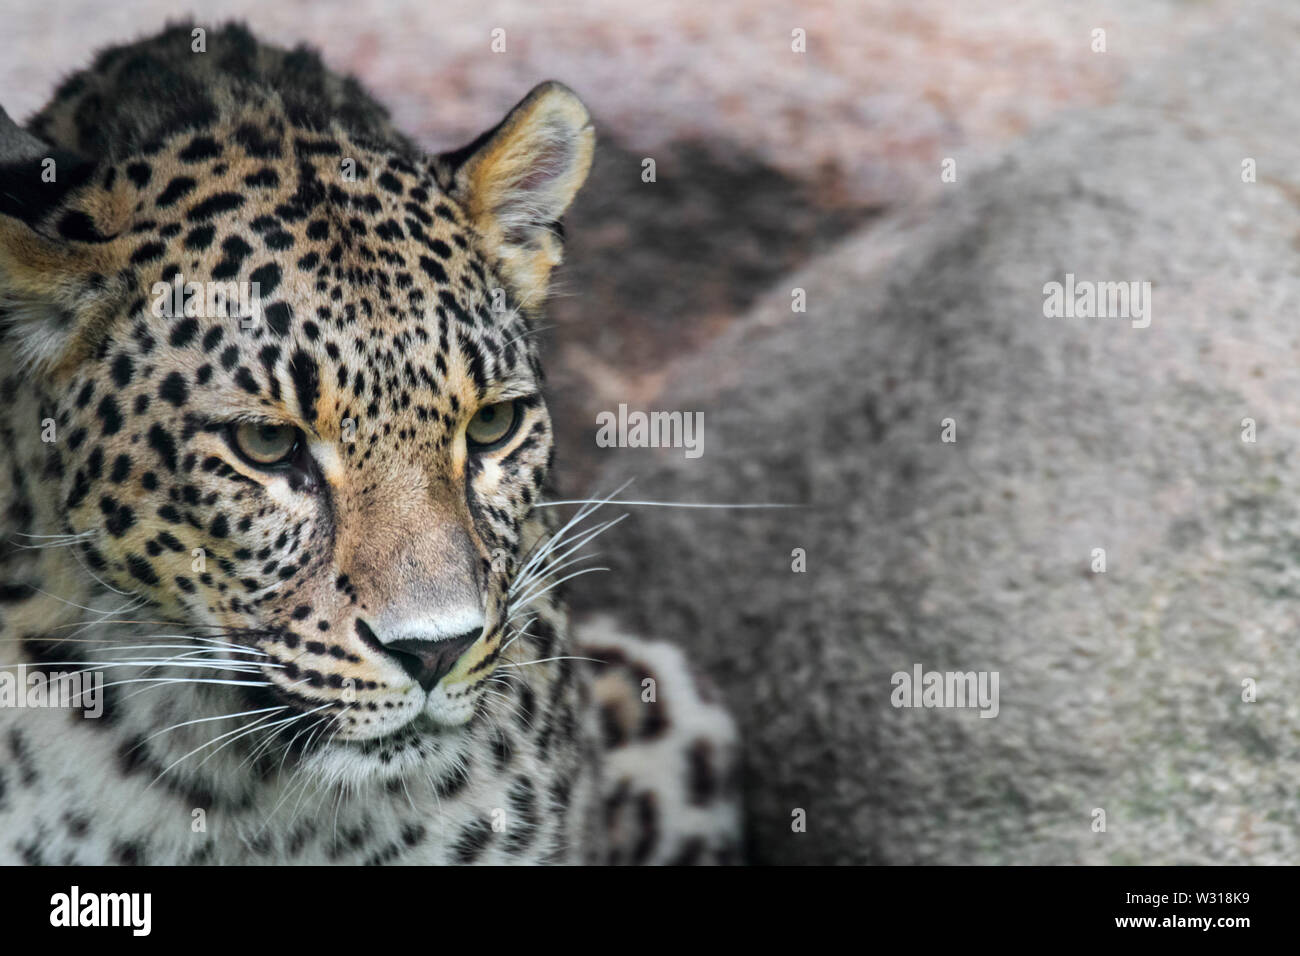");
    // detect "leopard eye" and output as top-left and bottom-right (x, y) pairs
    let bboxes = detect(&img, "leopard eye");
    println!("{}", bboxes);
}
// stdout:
(466, 401), (521, 450)
(230, 422), (300, 466)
